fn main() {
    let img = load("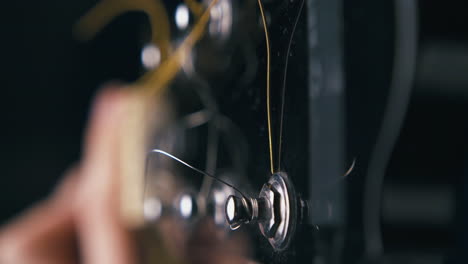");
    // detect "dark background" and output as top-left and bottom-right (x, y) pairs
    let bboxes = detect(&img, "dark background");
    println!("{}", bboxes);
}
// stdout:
(0, 0), (145, 224)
